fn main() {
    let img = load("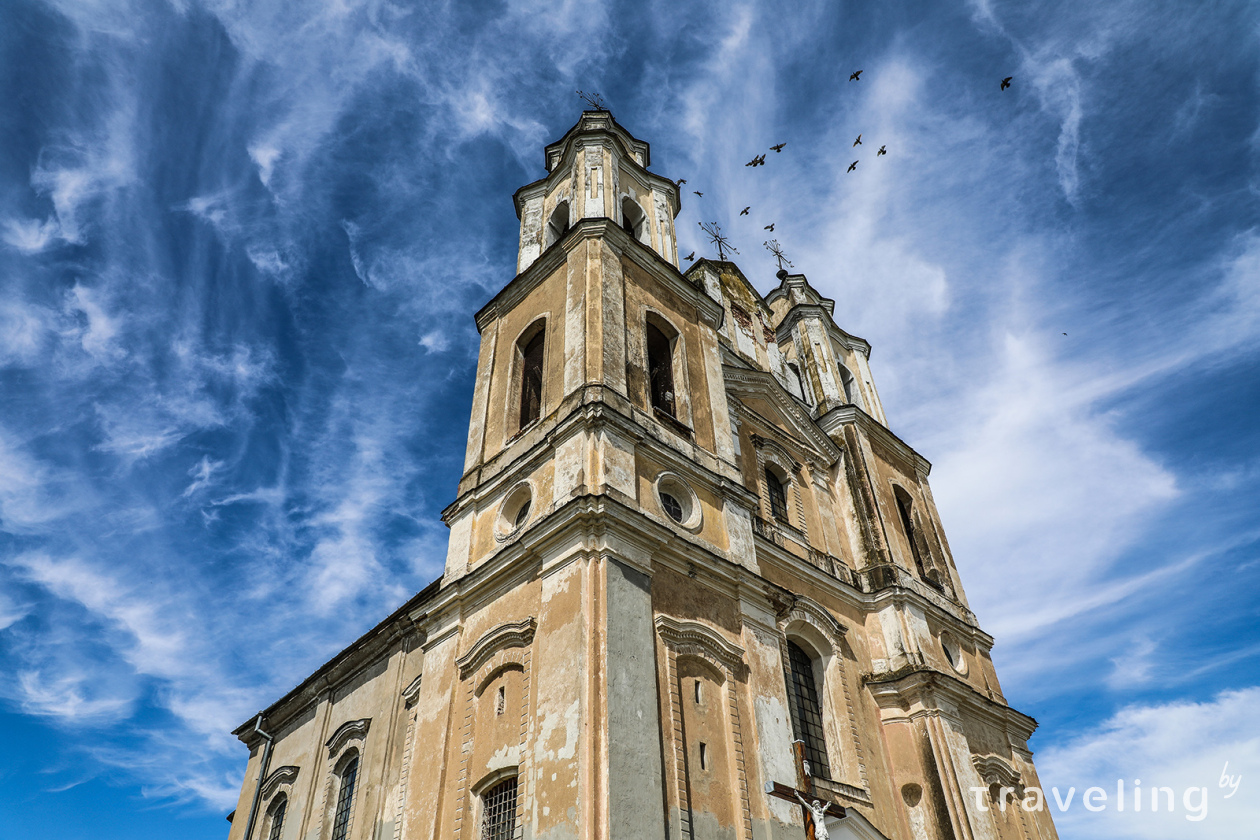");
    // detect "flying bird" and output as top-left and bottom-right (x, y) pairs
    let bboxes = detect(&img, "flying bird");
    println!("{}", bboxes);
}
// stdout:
(847, 160), (858, 172)
(763, 223), (775, 231)
(693, 191), (704, 197)
(685, 251), (696, 261)
(1001, 76), (1013, 90)
(740, 206), (750, 216)
(1062, 332), (1067, 336)
(877, 145), (887, 156)
(849, 70), (862, 81)
(677, 178), (687, 185)
(853, 134), (862, 147)
(745, 153), (766, 167)
(770, 143), (786, 152)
